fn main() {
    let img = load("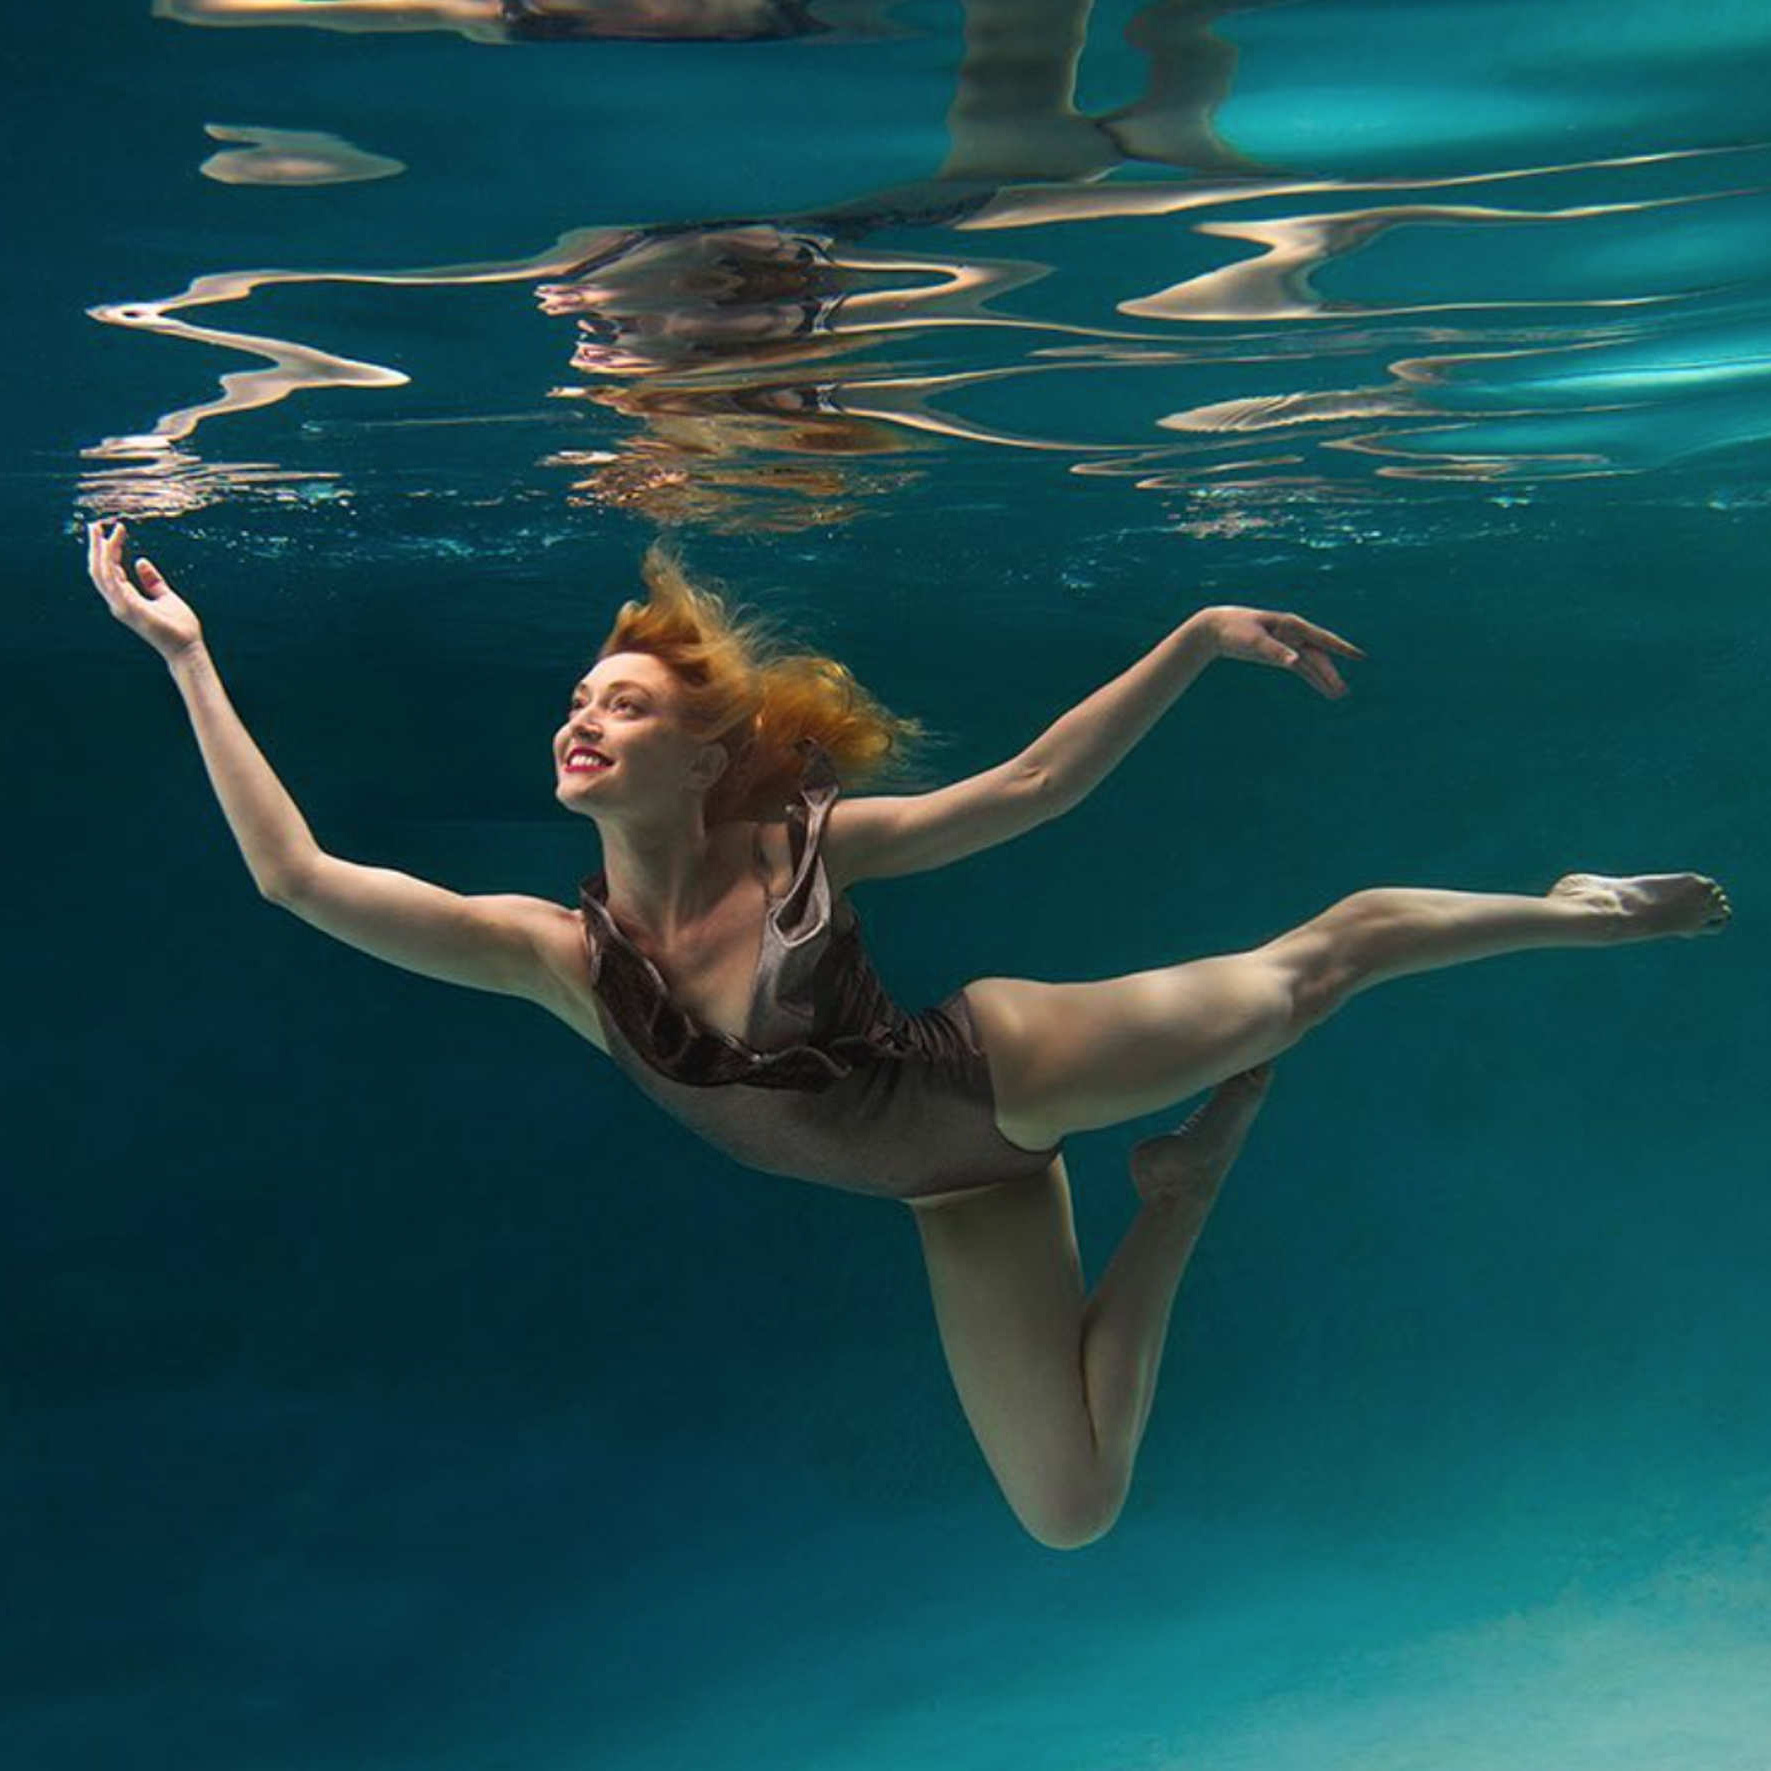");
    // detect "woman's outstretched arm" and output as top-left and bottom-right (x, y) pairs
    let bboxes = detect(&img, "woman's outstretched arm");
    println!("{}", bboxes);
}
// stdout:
(169, 646), (326, 899)
(1020, 603), (1366, 815)
(85, 520), (565, 1003)
(825, 601), (1366, 887)
(87, 519), (315, 895)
